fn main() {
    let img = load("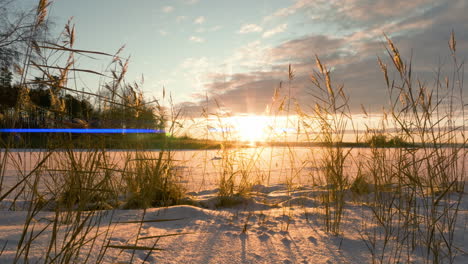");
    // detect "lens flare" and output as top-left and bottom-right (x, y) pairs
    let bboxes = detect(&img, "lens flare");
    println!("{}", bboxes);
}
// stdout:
(0, 128), (164, 134)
